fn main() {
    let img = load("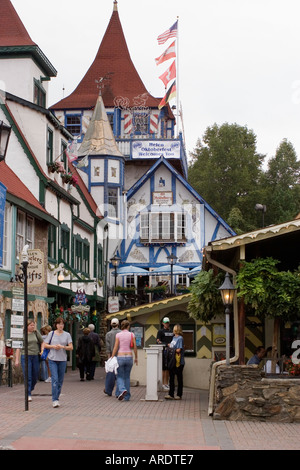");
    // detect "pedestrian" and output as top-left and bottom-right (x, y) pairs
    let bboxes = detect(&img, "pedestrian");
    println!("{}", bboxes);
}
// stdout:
(88, 323), (101, 380)
(111, 319), (138, 401)
(43, 317), (73, 408)
(247, 346), (266, 365)
(104, 318), (121, 396)
(156, 317), (174, 390)
(15, 319), (44, 402)
(165, 324), (185, 400)
(40, 325), (52, 383)
(76, 328), (95, 381)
